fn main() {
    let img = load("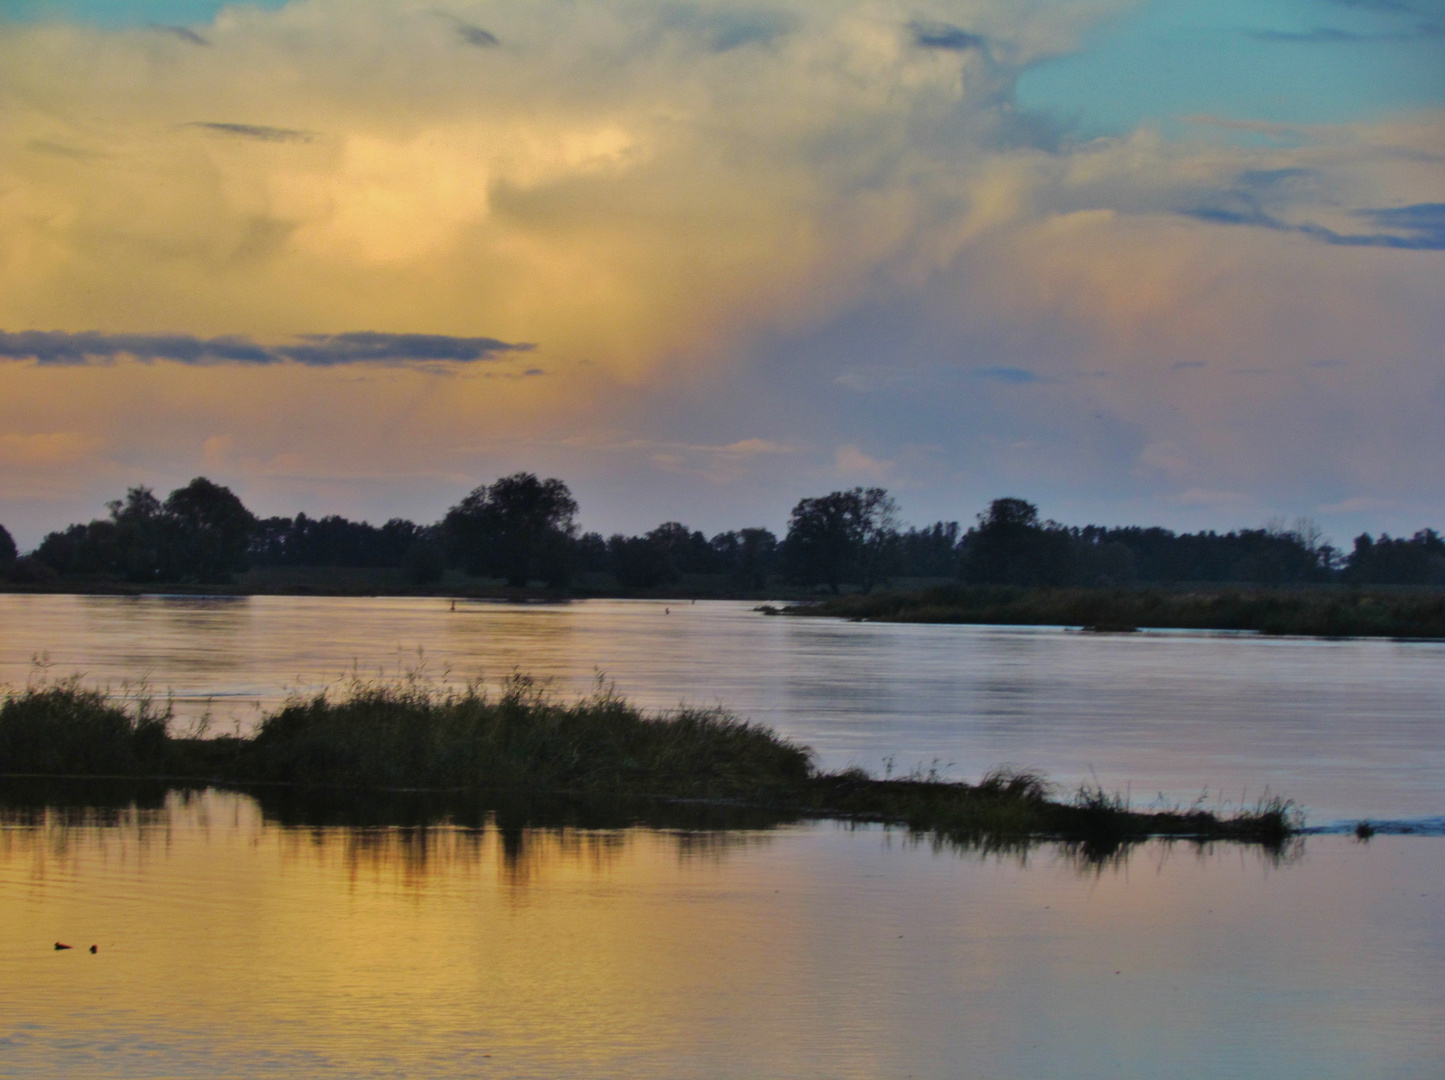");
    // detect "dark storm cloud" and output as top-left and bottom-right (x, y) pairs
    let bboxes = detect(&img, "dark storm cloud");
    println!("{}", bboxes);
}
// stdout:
(150, 24), (210, 46)
(1360, 203), (1445, 241)
(1186, 200), (1445, 250)
(277, 333), (533, 365)
(909, 20), (987, 52)
(0, 331), (533, 367)
(186, 122), (315, 143)
(455, 22), (500, 47)
(1185, 171), (1445, 250)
